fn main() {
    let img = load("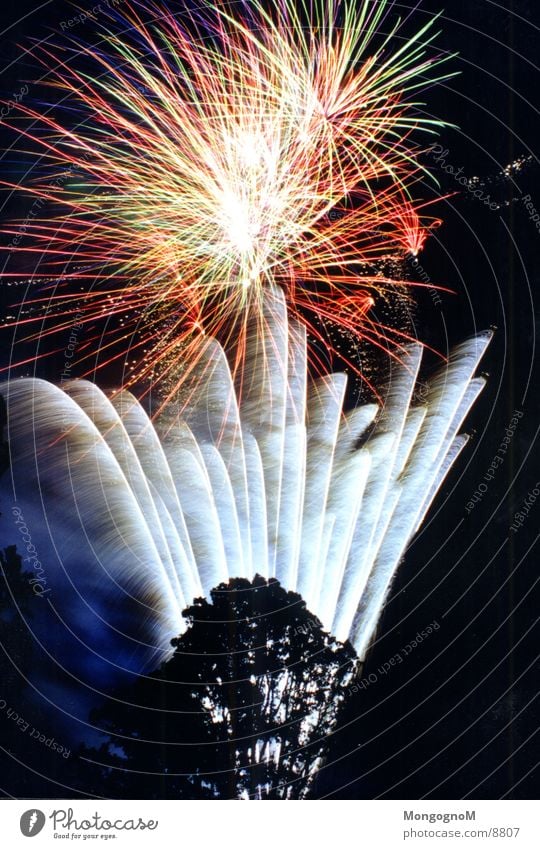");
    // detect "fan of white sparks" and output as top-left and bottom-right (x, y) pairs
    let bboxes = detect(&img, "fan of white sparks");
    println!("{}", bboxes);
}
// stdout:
(3, 286), (490, 702)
